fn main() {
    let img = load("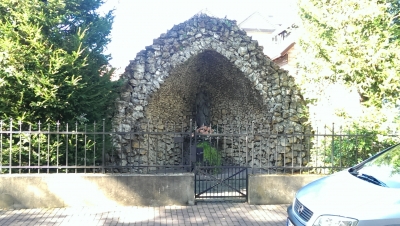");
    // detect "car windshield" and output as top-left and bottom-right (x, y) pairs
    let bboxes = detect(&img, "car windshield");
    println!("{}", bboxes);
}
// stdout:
(353, 144), (400, 188)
